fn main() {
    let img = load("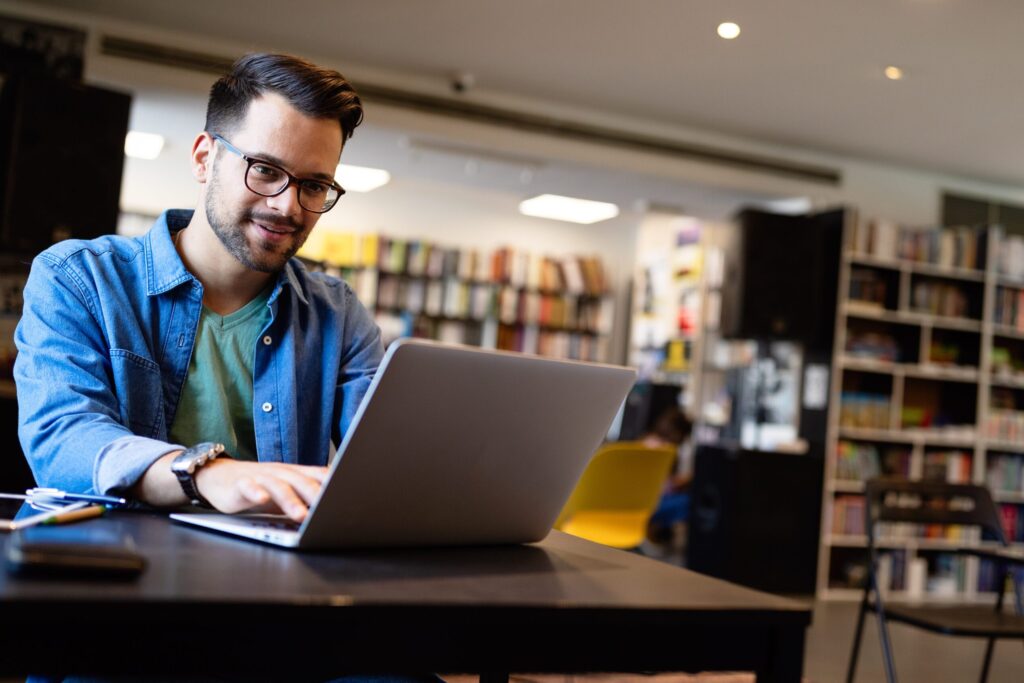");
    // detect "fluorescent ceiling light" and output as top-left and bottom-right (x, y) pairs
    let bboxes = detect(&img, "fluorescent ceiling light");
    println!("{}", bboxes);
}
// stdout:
(124, 131), (164, 160)
(519, 194), (620, 224)
(884, 65), (904, 81)
(717, 22), (741, 40)
(335, 164), (391, 192)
